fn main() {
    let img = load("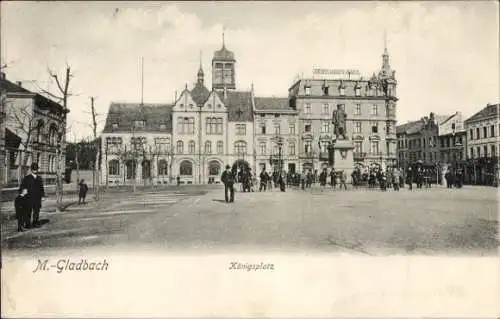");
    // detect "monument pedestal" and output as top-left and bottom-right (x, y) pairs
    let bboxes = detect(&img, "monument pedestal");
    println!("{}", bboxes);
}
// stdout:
(333, 139), (355, 180)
